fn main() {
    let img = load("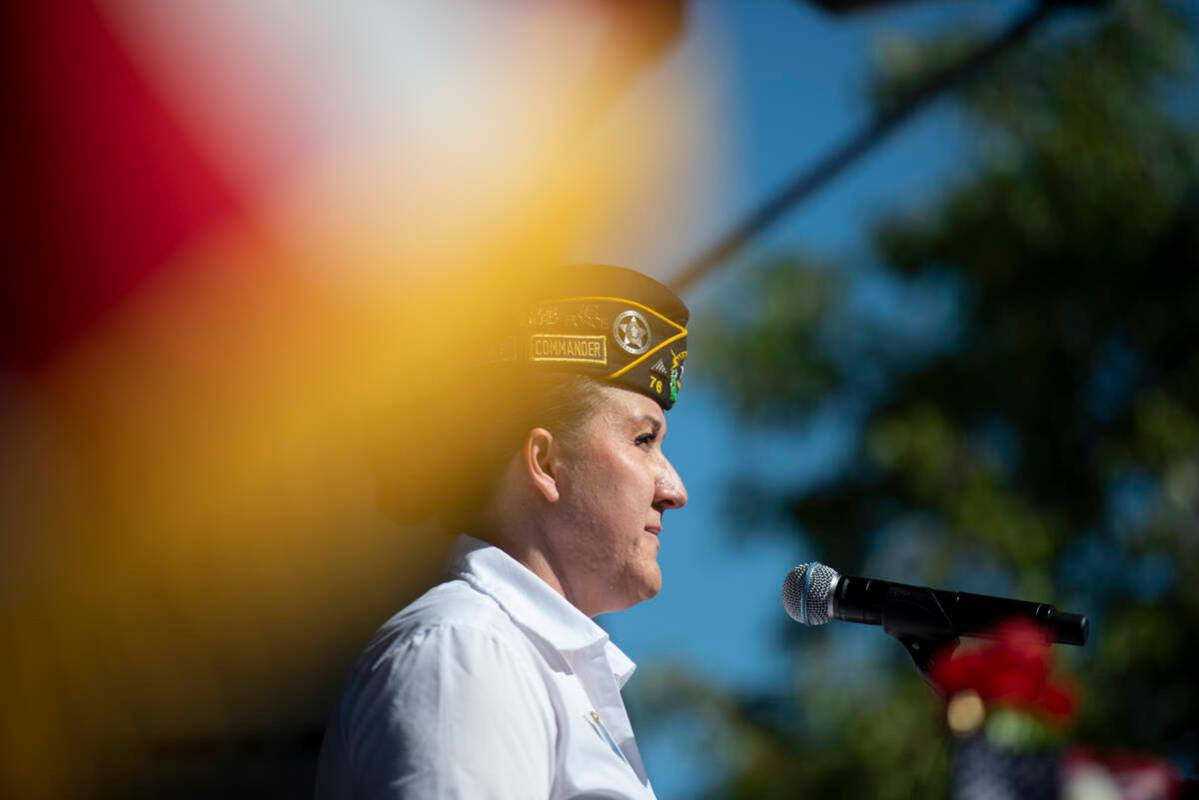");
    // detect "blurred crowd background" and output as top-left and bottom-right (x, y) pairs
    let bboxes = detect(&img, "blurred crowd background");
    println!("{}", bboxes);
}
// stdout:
(1, 1), (1195, 798)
